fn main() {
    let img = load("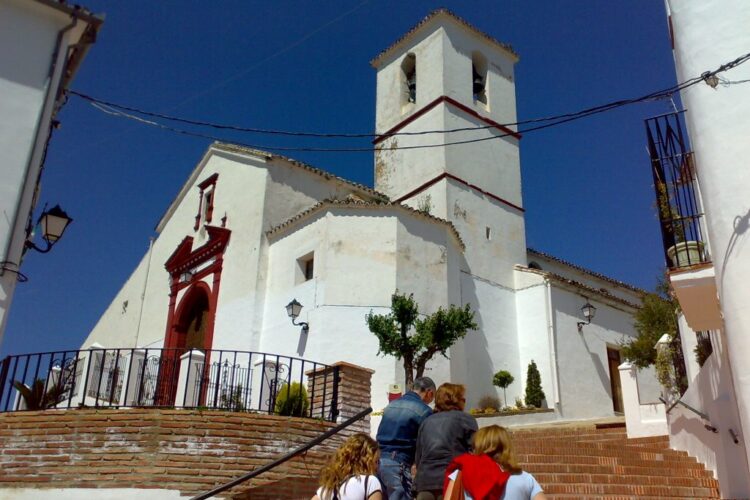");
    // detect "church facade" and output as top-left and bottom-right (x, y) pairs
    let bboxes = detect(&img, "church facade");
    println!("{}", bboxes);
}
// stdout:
(82, 10), (658, 418)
